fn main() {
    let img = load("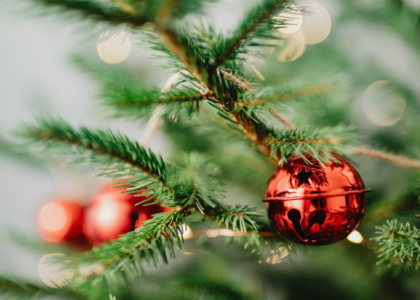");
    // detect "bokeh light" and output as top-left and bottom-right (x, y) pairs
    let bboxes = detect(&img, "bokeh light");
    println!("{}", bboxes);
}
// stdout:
(180, 224), (193, 239)
(39, 203), (67, 232)
(363, 80), (406, 127)
(38, 253), (74, 288)
(295, 2), (331, 45)
(277, 31), (306, 62)
(97, 31), (132, 64)
(266, 247), (289, 264)
(275, 6), (303, 34)
(267, 31), (306, 62)
(346, 230), (363, 244)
